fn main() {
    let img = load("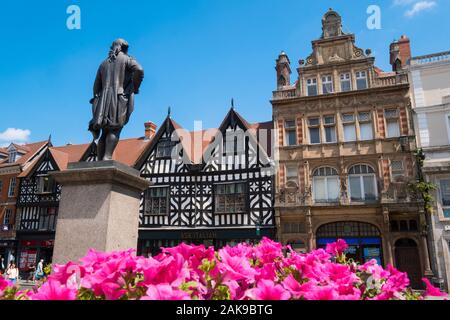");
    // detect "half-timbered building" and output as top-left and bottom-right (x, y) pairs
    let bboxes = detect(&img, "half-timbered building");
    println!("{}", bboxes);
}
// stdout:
(135, 108), (276, 256)
(15, 139), (149, 271)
